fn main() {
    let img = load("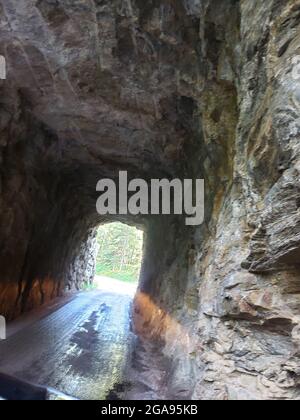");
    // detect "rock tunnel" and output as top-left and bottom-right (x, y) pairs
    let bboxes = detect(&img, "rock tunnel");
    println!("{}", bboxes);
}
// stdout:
(1, 0), (300, 400)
